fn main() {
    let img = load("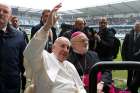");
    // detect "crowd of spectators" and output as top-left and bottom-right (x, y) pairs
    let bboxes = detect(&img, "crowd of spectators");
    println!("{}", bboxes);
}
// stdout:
(59, 16), (140, 26)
